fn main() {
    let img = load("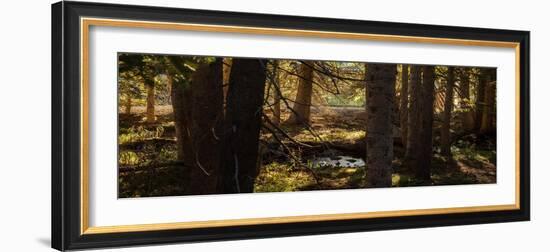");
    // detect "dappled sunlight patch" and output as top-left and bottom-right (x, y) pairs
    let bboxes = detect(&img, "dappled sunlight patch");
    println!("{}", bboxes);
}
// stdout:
(118, 125), (166, 144)
(293, 128), (365, 143)
(254, 162), (315, 192)
(119, 151), (141, 166)
(391, 173), (430, 187)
